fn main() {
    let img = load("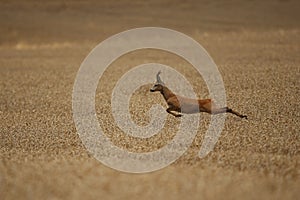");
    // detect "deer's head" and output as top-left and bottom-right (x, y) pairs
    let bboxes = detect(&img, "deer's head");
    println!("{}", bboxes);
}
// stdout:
(150, 71), (165, 92)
